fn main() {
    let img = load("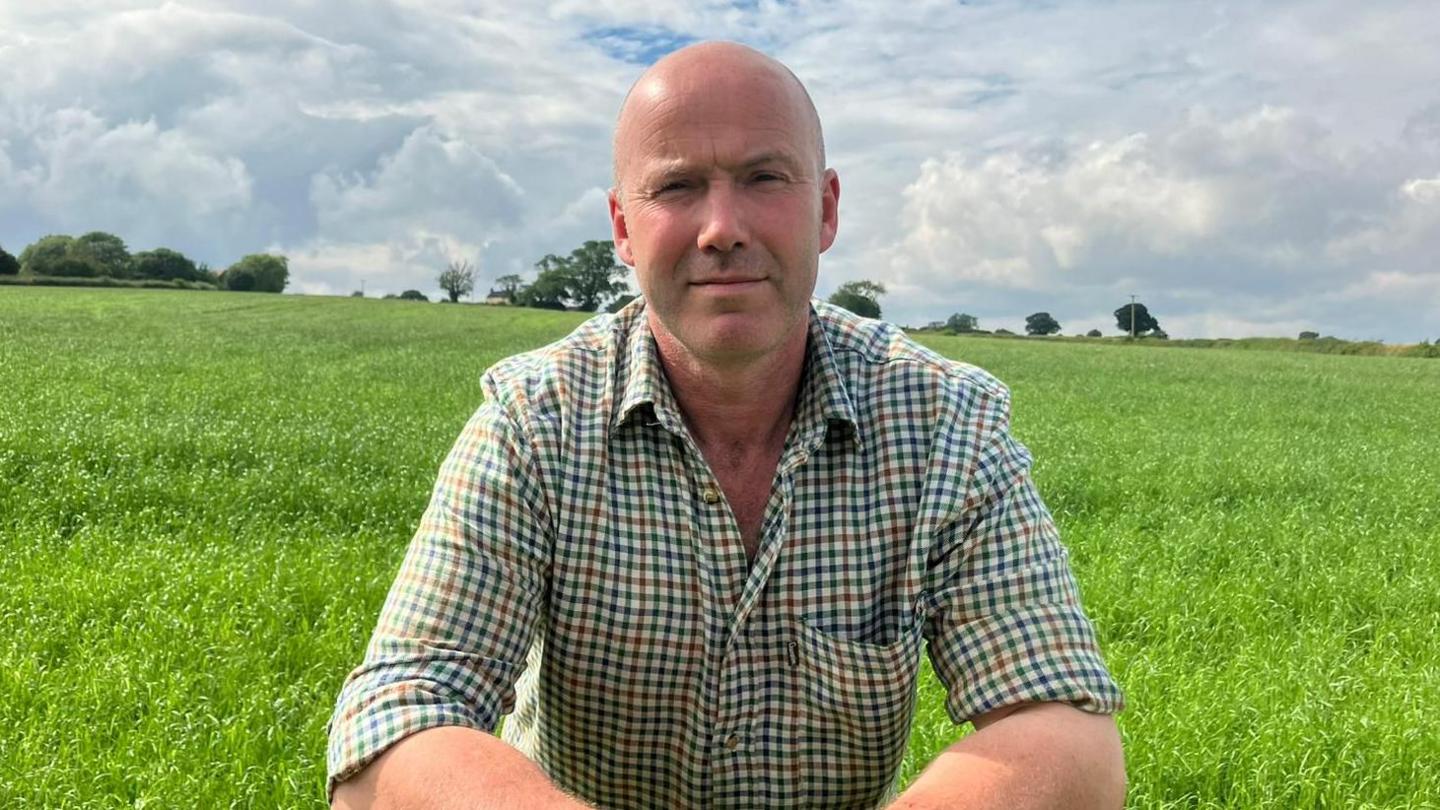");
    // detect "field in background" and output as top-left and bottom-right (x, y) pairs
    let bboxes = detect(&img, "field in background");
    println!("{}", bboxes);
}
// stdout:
(2, 288), (1437, 808)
